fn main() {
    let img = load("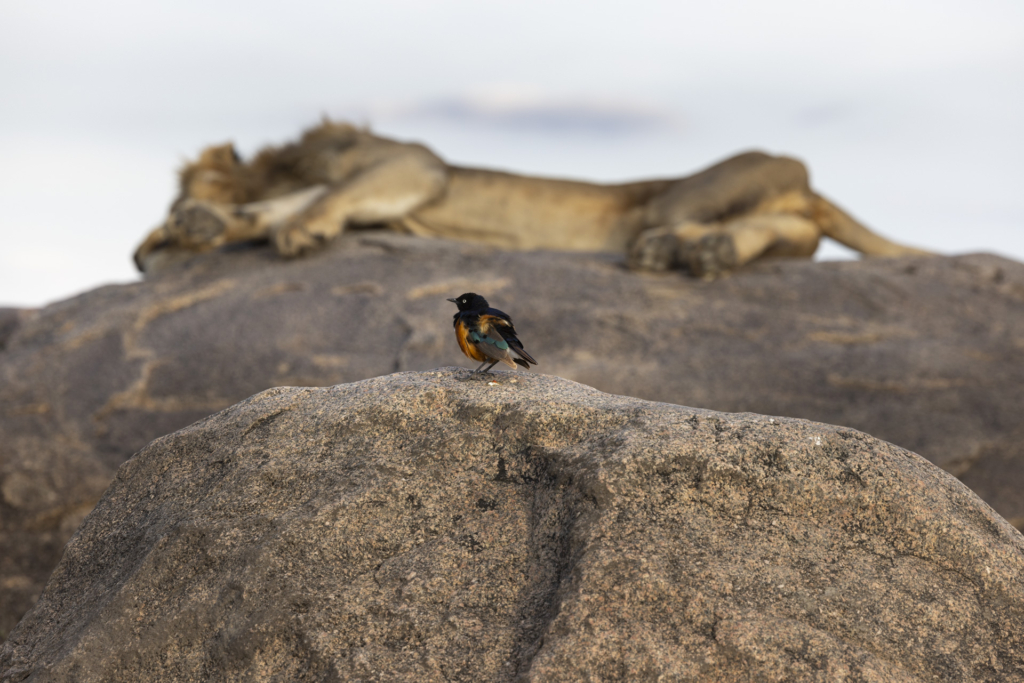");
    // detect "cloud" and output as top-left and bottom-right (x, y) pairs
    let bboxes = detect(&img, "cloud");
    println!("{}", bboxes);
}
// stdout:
(374, 86), (676, 135)
(793, 104), (854, 129)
